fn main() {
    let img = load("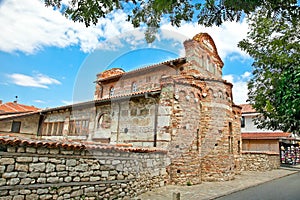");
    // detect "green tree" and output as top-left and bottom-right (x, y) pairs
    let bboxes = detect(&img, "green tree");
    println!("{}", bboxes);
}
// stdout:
(45, 0), (299, 42)
(238, 8), (300, 135)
